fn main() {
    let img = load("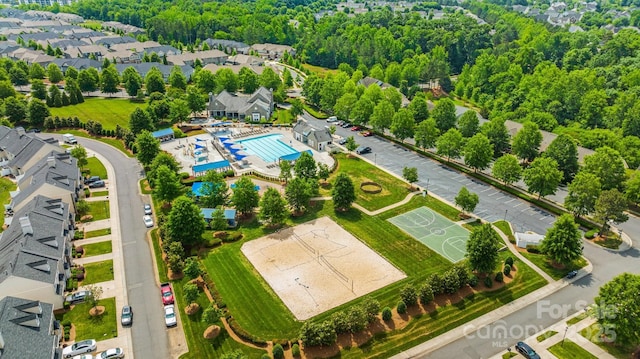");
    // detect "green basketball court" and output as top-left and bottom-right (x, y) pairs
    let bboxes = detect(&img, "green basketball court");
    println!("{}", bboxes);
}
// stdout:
(388, 206), (470, 263)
